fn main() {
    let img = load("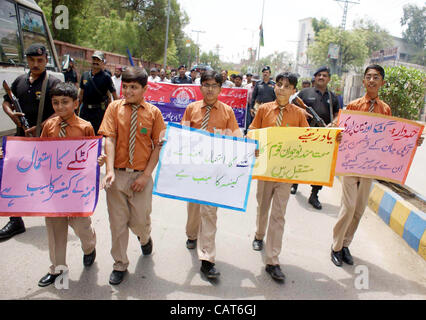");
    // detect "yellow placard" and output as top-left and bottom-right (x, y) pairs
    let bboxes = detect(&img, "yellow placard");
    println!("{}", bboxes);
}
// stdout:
(247, 127), (342, 186)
